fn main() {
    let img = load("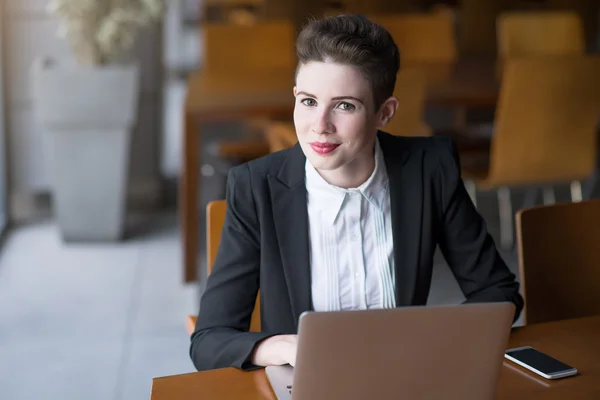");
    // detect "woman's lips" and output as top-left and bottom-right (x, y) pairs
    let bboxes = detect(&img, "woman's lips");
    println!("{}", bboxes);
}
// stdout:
(309, 142), (340, 155)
